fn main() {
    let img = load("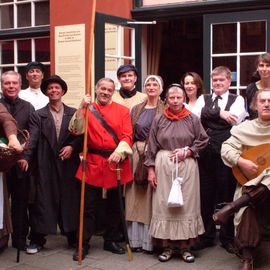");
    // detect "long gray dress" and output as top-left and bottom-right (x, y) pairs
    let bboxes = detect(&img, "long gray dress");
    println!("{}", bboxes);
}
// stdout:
(145, 112), (208, 241)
